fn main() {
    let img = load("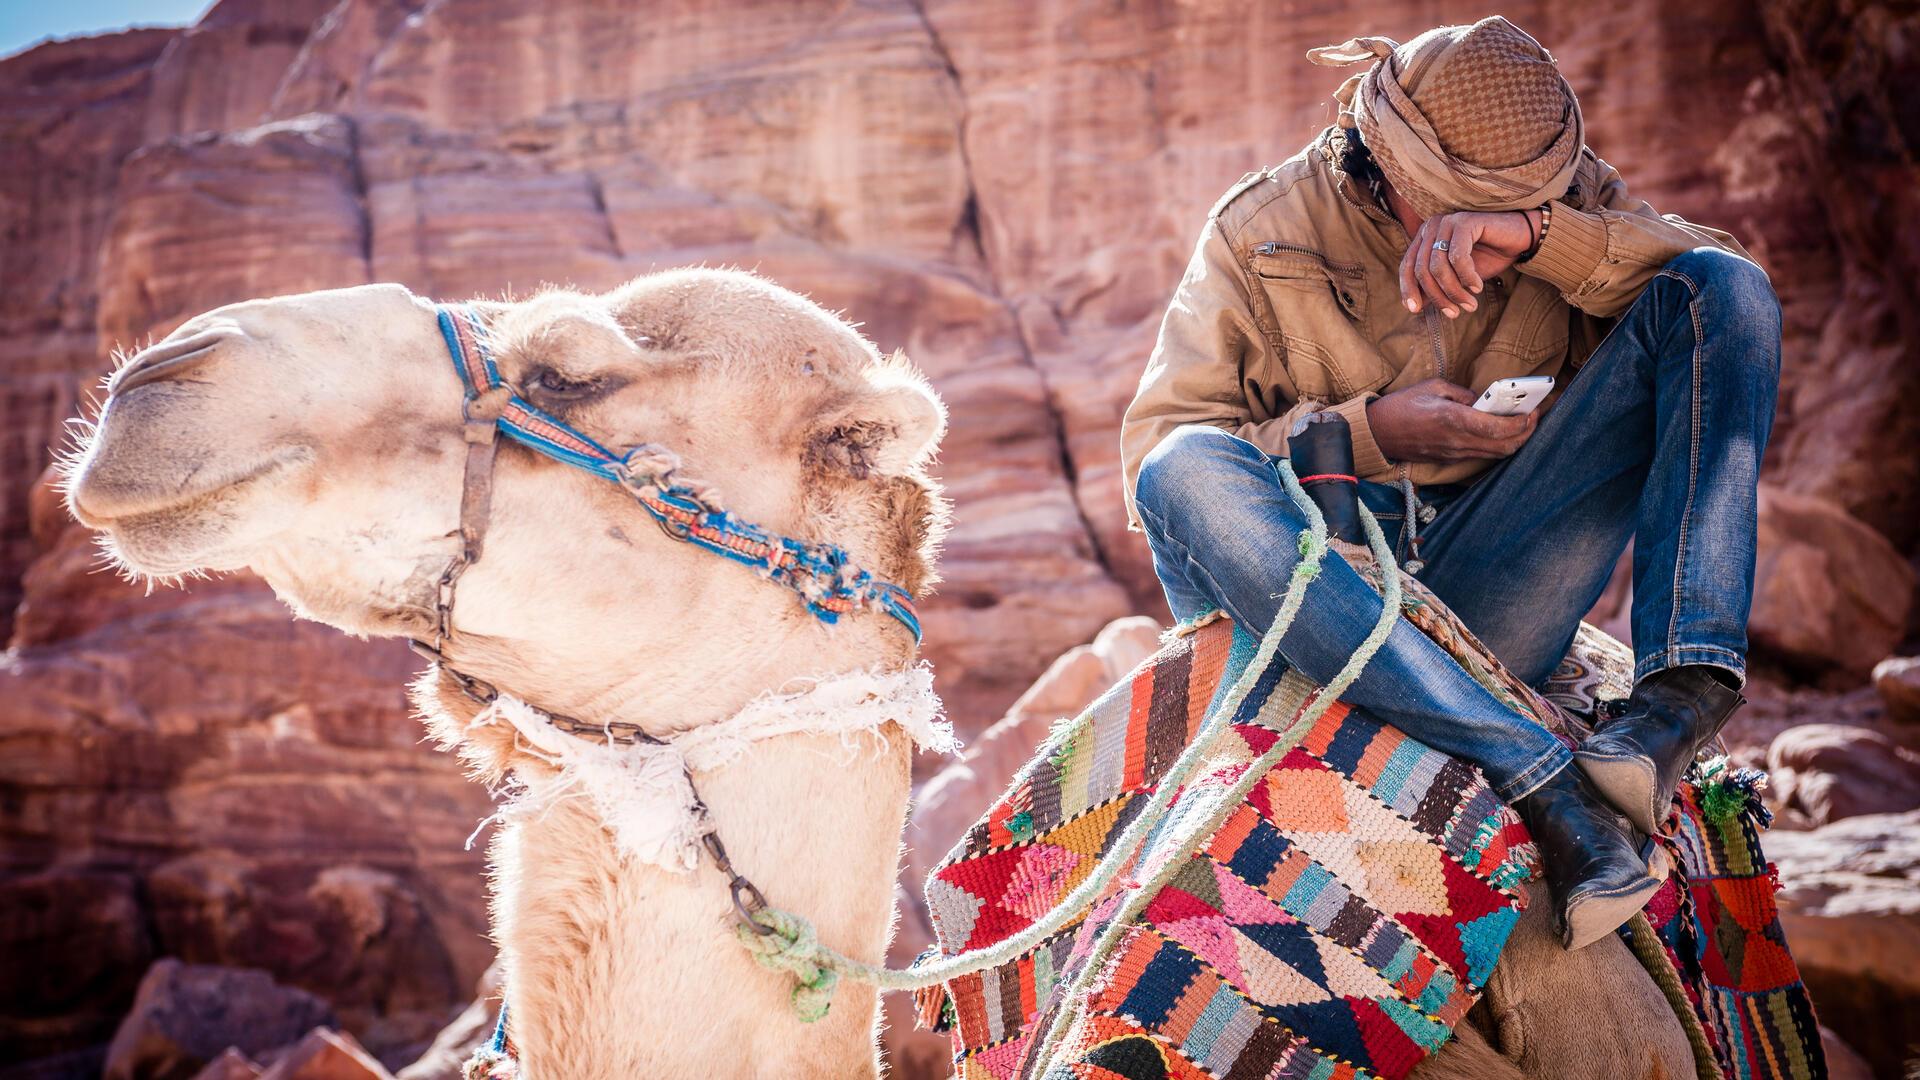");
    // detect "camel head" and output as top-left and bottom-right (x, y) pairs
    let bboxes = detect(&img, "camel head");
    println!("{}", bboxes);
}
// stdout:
(66, 270), (950, 736)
